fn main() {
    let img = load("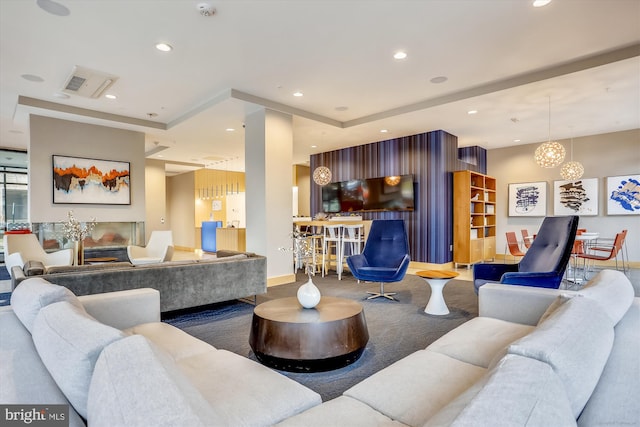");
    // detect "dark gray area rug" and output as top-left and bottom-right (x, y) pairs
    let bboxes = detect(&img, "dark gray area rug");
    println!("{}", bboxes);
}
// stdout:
(164, 272), (478, 401)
